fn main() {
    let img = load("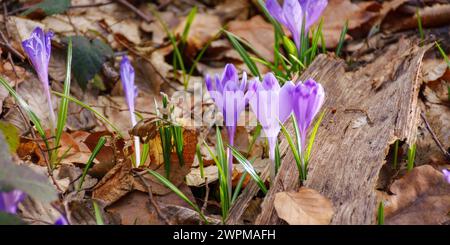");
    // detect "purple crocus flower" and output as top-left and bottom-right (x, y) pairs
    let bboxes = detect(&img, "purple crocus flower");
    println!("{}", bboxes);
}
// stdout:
(120, 56), (140, 167)
(0, 190), (25, 214)
(266, 0), (328, 50)
(248, 73), (294, 161)
(22, 27), (56, 130)
(443, 169), (450, 184)
(205, 64), (253, 185)
(292, 78), (325, 151)
(54, 215), (68, 225)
